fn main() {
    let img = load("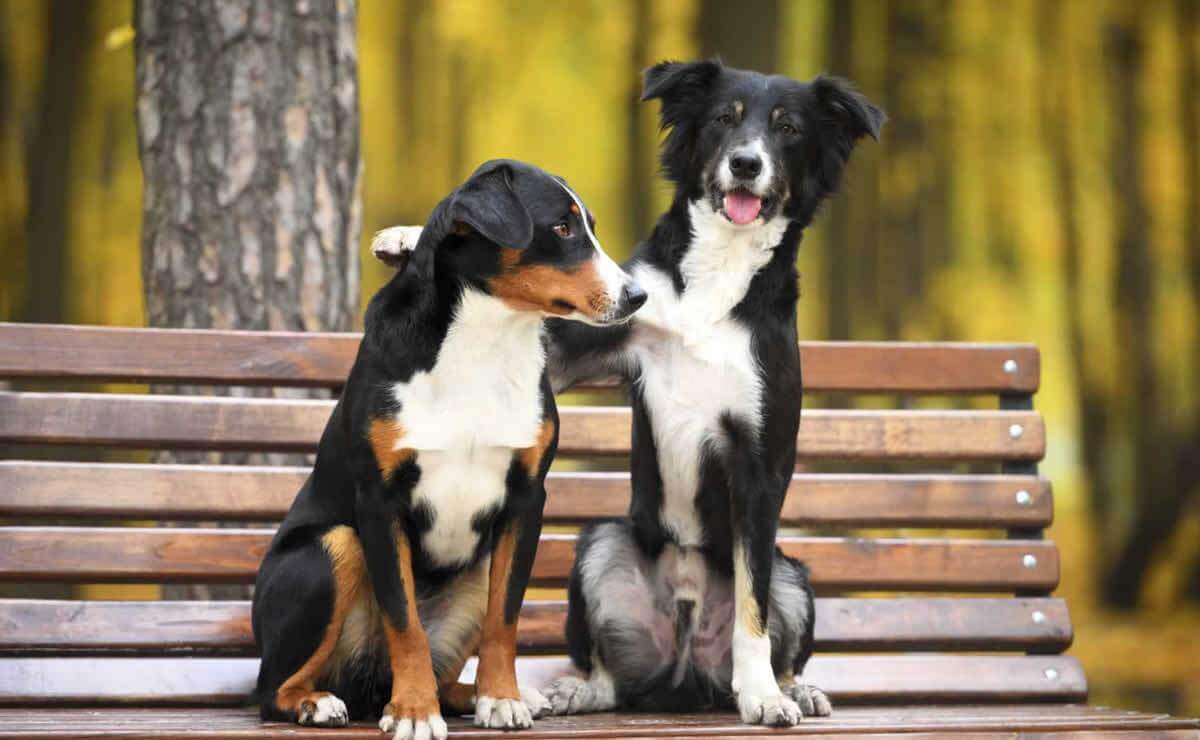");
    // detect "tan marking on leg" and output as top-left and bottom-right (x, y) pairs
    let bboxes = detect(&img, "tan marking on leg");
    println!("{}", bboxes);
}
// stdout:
(368, 418), (414, 479)
(475, 526), (521, 701)
(734, 542), (767, 639)
(274, 526), (367, 719)
(381, 527), (440, 722)
(517, 419), (556, 475)
(488, 248), (612, 319)
(439, 681), (477, 716)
